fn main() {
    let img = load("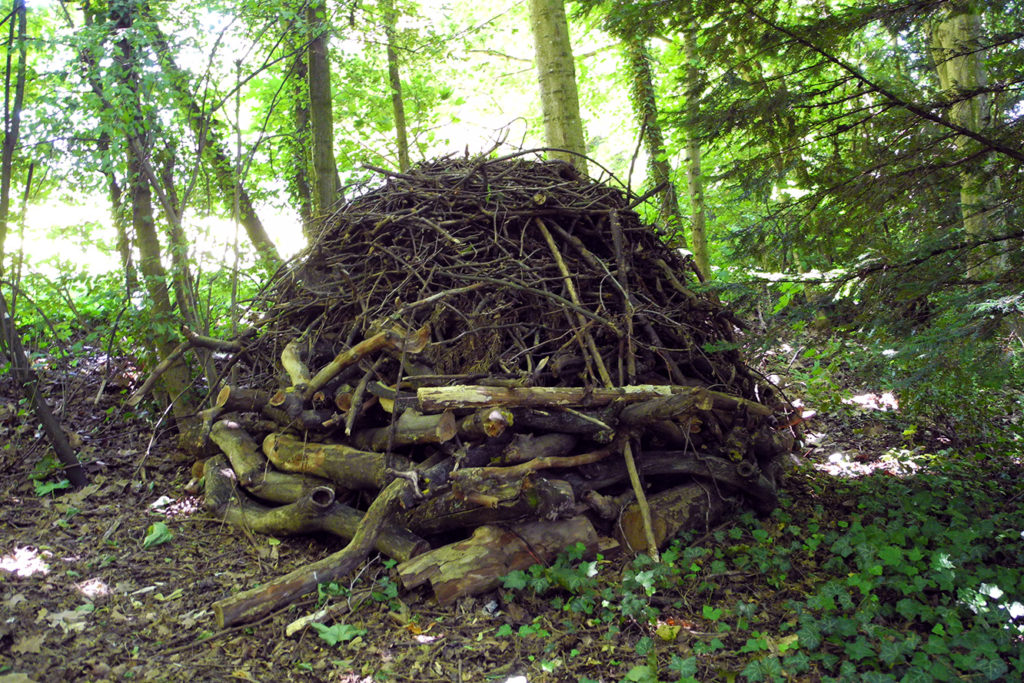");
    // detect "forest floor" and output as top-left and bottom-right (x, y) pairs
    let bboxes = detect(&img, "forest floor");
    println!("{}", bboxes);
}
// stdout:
(1, 345), (1022, 683)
